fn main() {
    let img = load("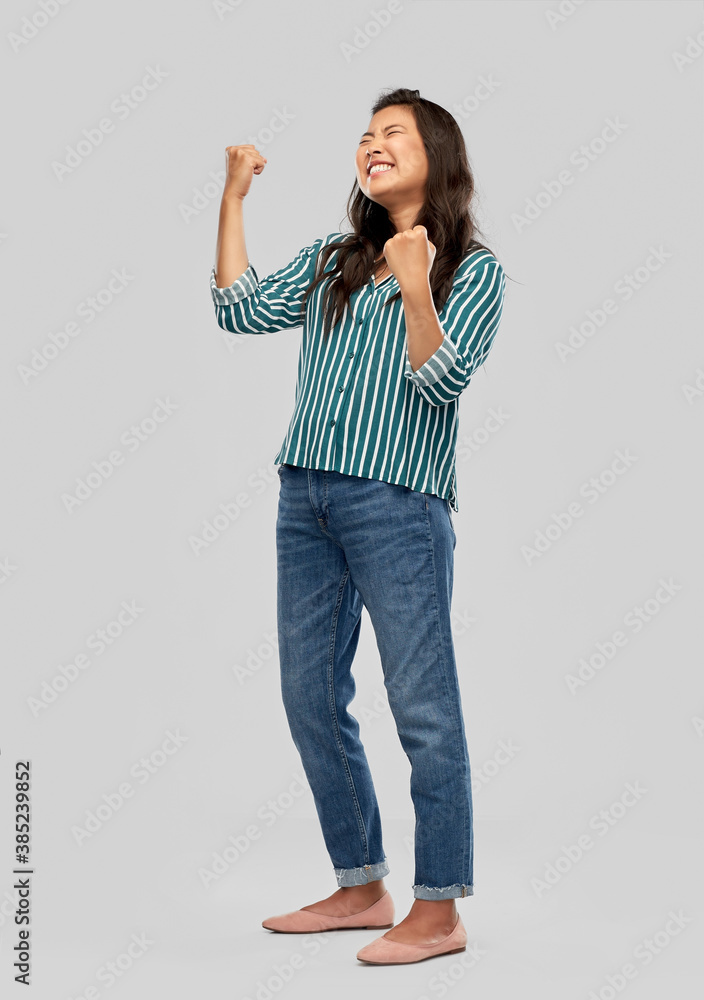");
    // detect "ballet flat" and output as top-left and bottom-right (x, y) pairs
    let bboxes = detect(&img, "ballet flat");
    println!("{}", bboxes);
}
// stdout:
(262, 889), (395, 933)
(356, 913), (467, 964)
